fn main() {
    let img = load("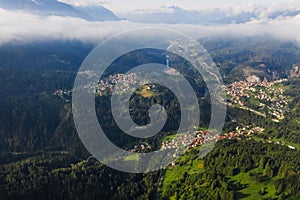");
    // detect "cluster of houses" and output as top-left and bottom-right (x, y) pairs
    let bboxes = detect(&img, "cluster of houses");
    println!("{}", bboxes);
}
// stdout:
(96, 73), (138, 96)
(265, 89), (289, 121)
(160, 126), (263, 160)
(226, 79), (290, 122)
(161, 130), (217, 153)
(160, 124), (297, 167)
(254, 83), (289, 121)
(54, 89), (71, 102)
(131, 142), (152, 152)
